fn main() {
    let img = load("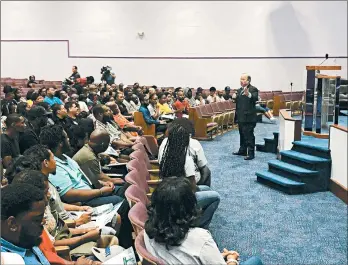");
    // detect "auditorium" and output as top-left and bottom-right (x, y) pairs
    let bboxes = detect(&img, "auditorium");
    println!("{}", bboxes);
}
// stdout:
(1, 1), (347, 265)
